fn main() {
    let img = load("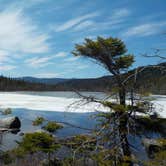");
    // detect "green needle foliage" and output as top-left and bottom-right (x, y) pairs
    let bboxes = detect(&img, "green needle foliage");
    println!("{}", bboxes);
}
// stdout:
(72, 36), (134, 106)
(1, 36), (164, 166)
(1, 151), (14, 165)
(63, 134), (97, 152)
(102, 101), (129, 112)
(72, 36), (135, 160)
(1, 108), (12, 115)
(33, 116), (45, 126)
(14, 132), (60, 154)
(10, 132), (61, 165)
(43, 121), (63, 133)
(72, 37), (134, 72)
